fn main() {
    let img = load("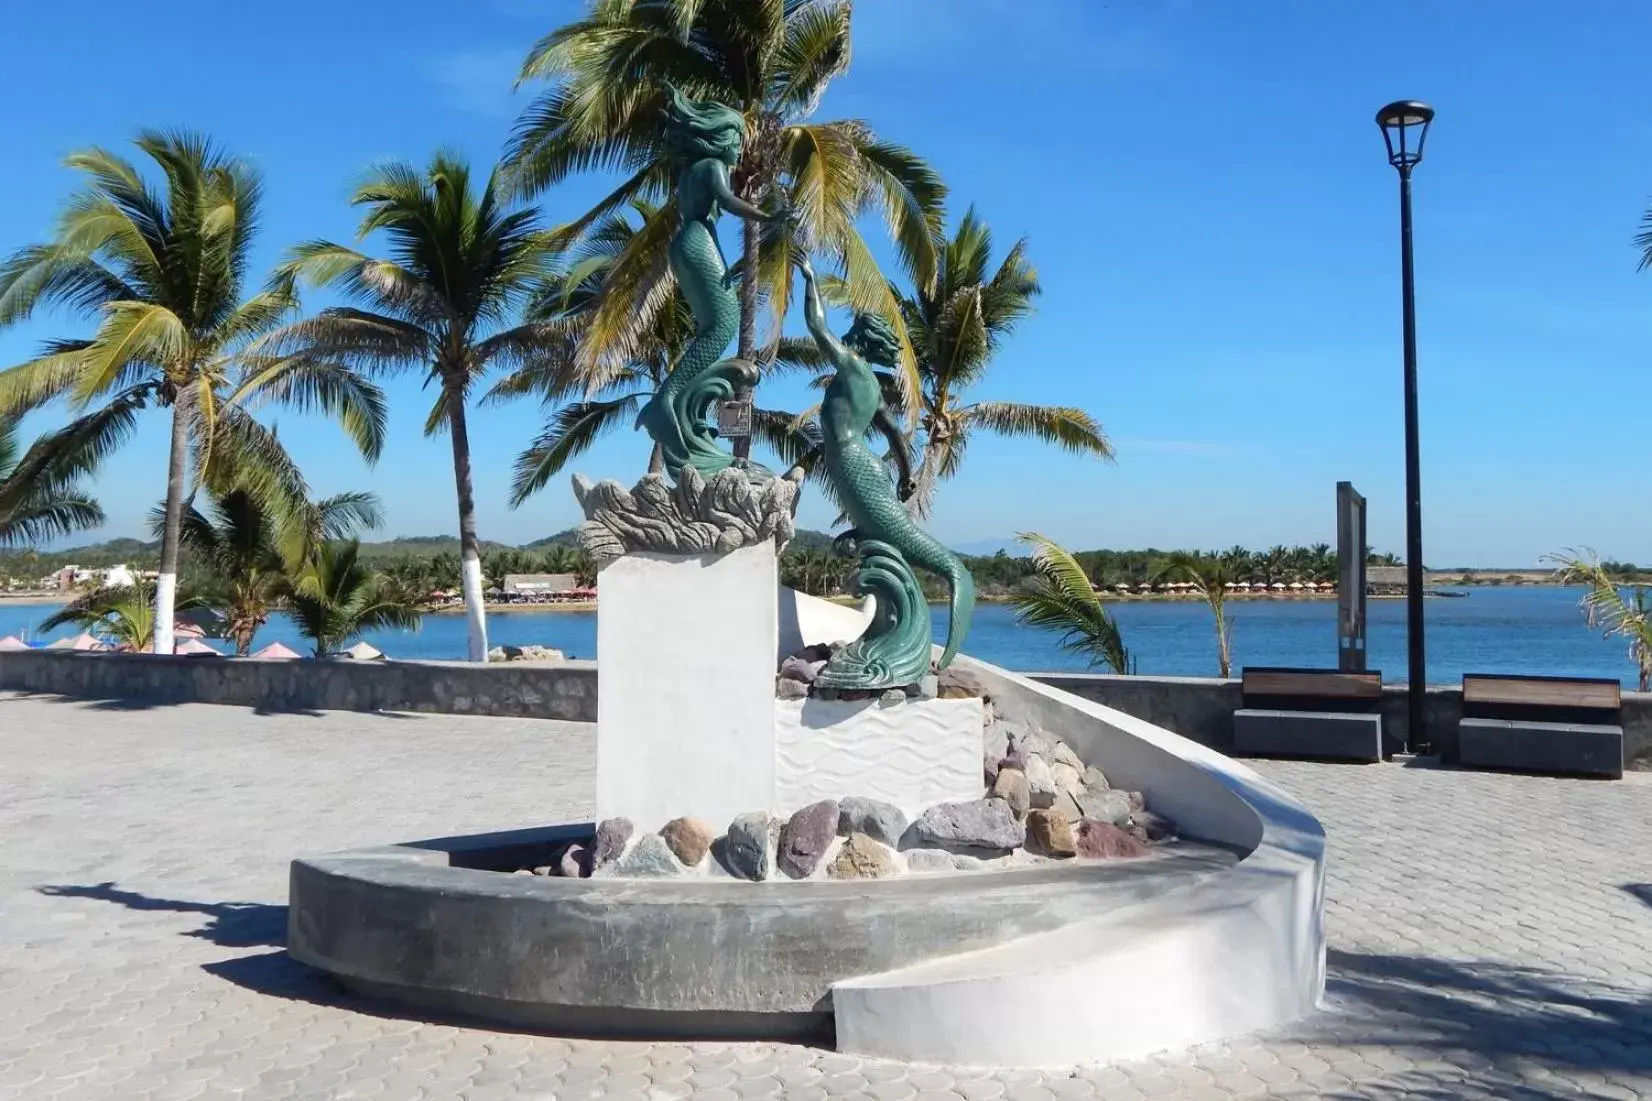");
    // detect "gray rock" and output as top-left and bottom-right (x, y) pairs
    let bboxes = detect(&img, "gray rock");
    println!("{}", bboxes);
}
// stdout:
(572, 467), (800, 564)
(556, 843), (591, 878)
(949, 853), (986, 871)
(592, 817), (633, 867)
(982, 720), (1010, 767)
(828, 833), (895, 879)
(904, 849), (957, 874)
(721, 812), (771, 881)
(1126, 790), (1147, 813)
(1082, 766), (1111, 792)
(837, 796), (908, 847)
(796, 642), (833, 663)
(512, 868), (534, 876)
(777, 799), (839, 879)
(775, 677), (809, 700)
(1050, 761), (1084, 798)
(984, 752), (1001, 787)
(1054, 789), (1084, 823)
(1050, 739), (1085, 771)
(1023, 754), (1058, 809)
(1130, 809), (1178, 843)
(614, 833), (682, 877)
(989, 766), (1031, 818)
(914, 799), (1025, 851)
(879, 689), (906, 705)
(529, 864), (553, 876)
(938, 666), (987, 699)
(1077, 788), (1135, 827)
(916, 674), (939, 700)
(779, 655), (820, 684)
